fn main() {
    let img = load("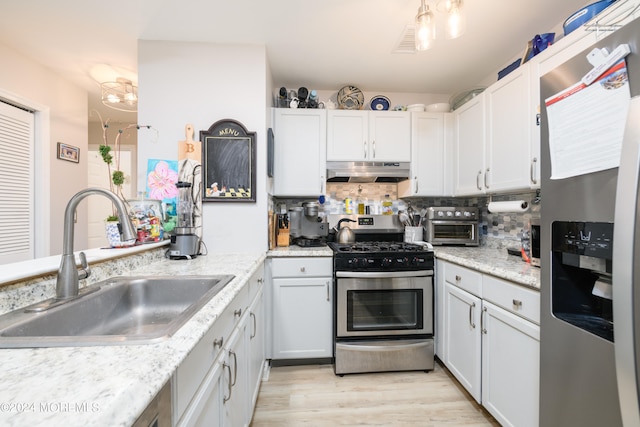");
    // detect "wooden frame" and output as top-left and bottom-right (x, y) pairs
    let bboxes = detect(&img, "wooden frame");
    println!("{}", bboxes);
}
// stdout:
(57, 142), (79, 163)
(200, 119), (256, 202)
